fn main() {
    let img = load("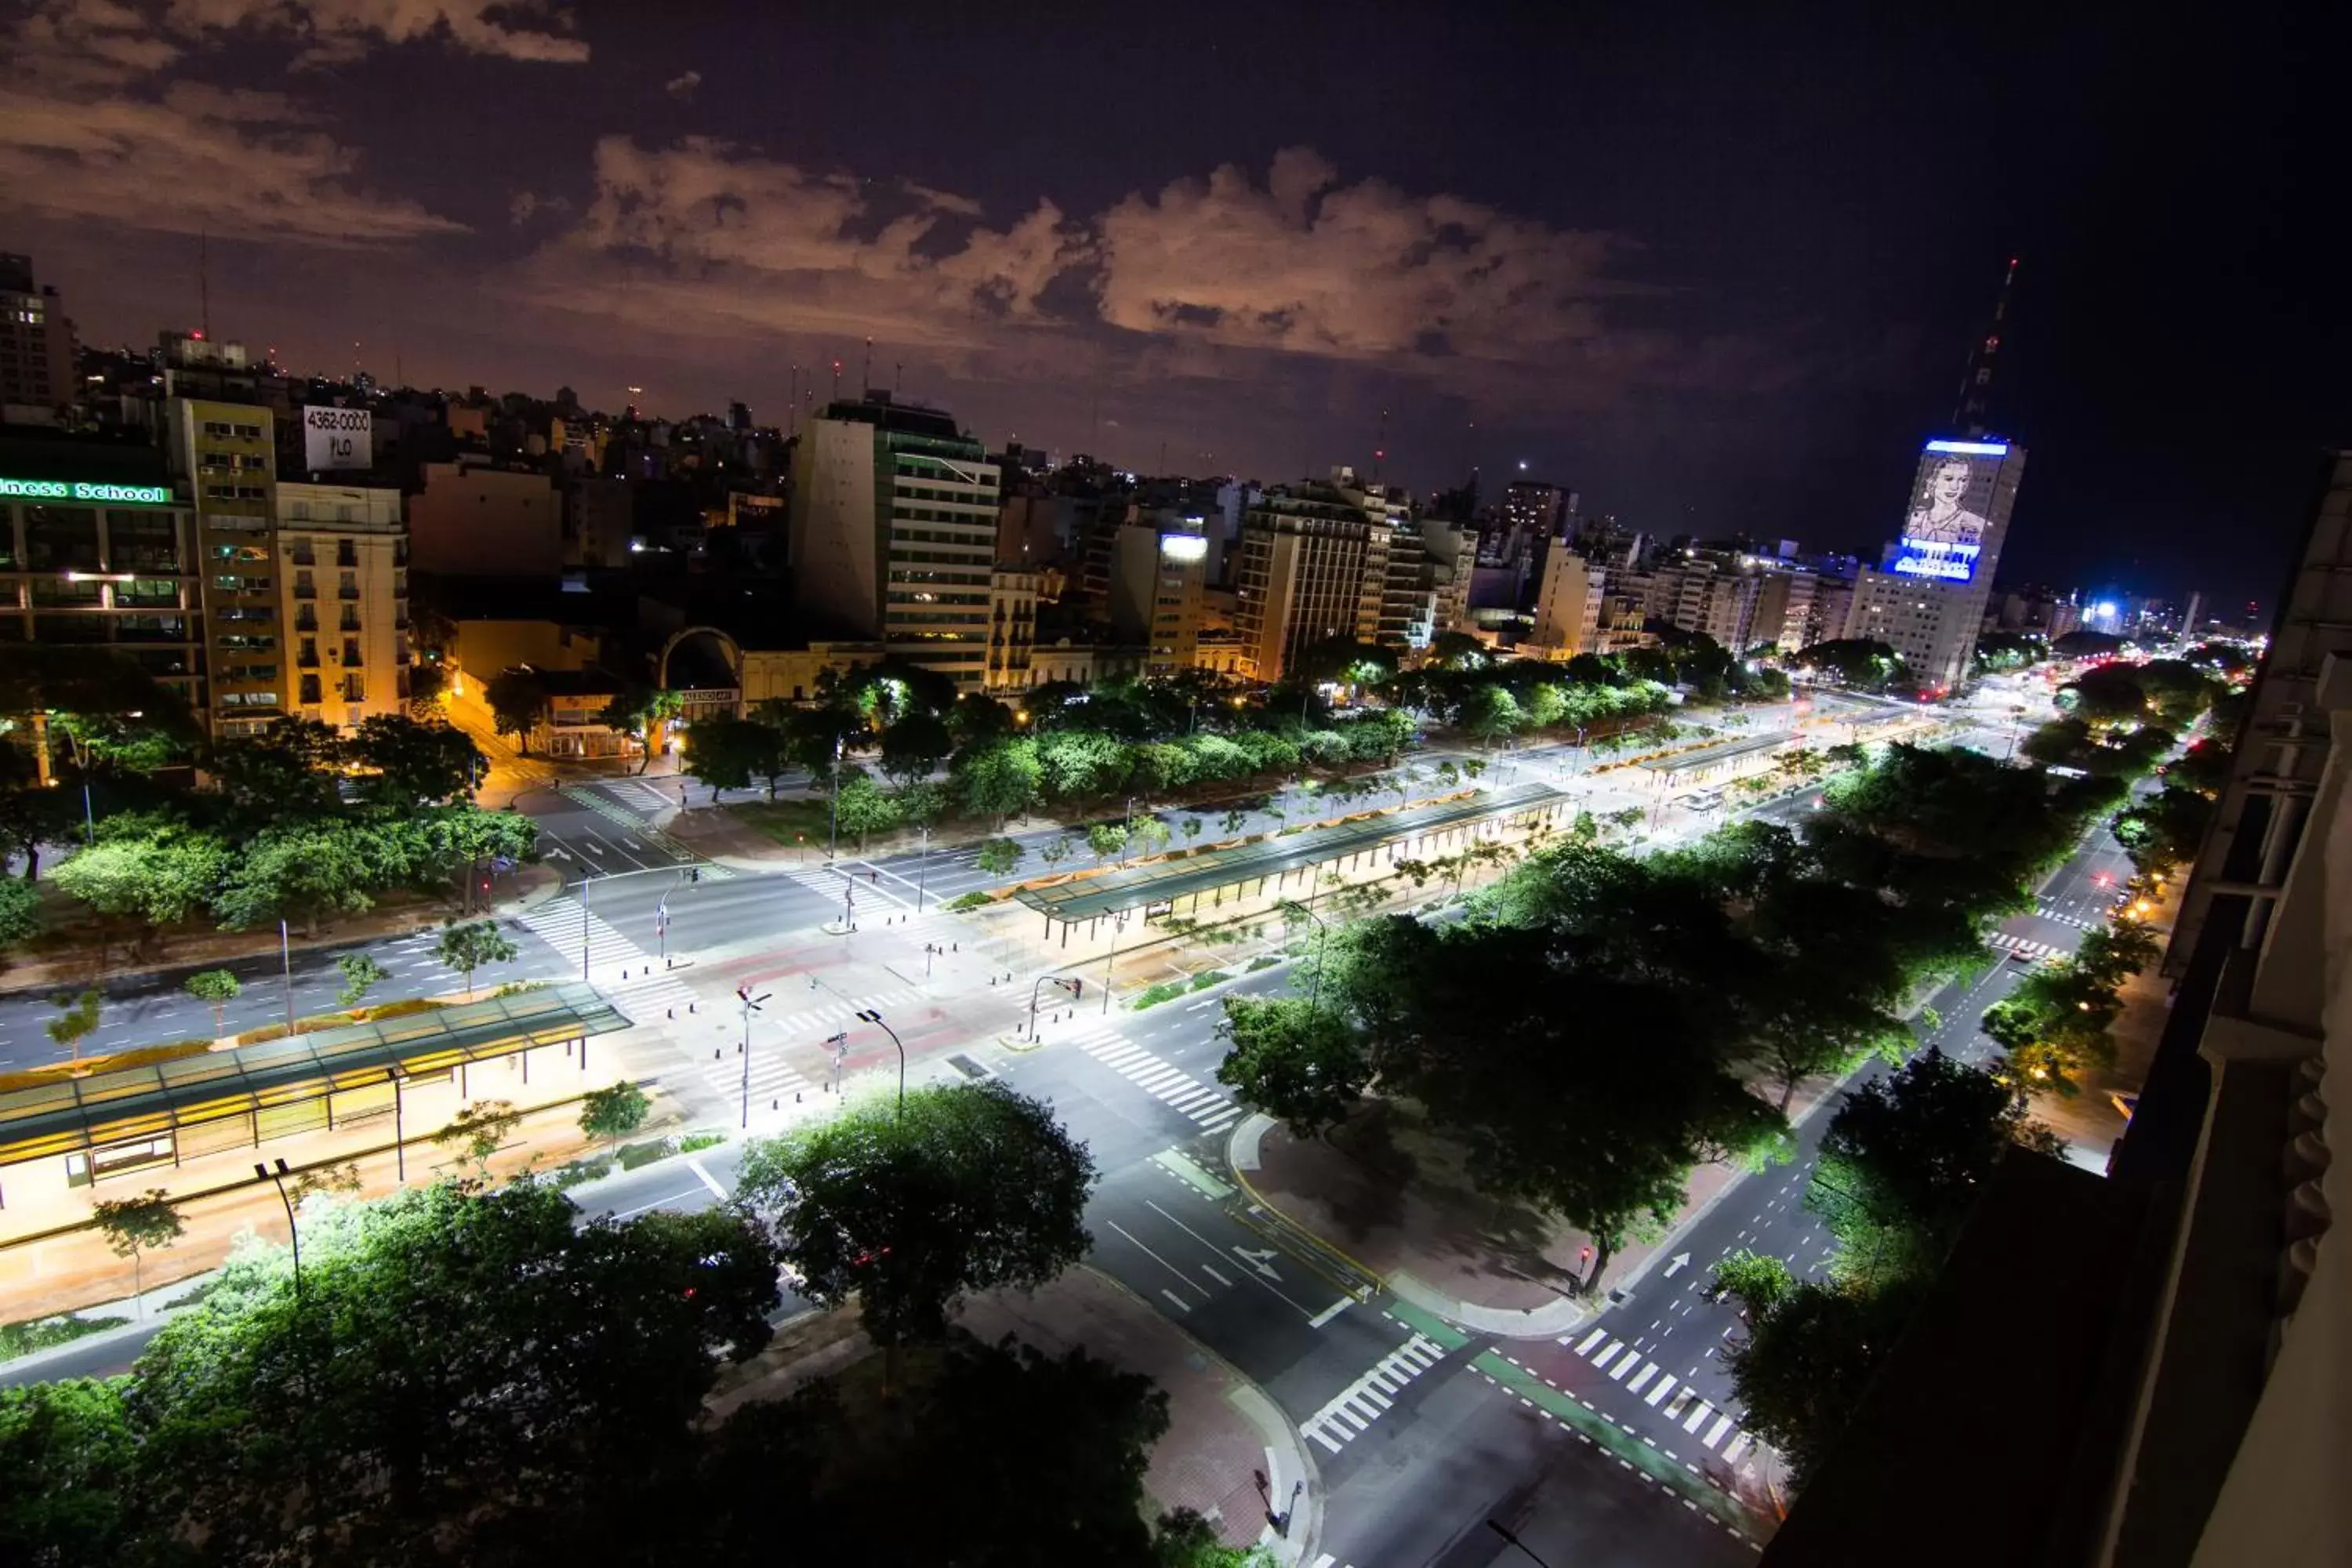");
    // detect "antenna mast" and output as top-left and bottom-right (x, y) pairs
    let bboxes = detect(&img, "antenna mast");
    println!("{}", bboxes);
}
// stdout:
(1373, 406), (1389, 483)
(198, 230), (210, 343)
(1954, 256), (2019, 438)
